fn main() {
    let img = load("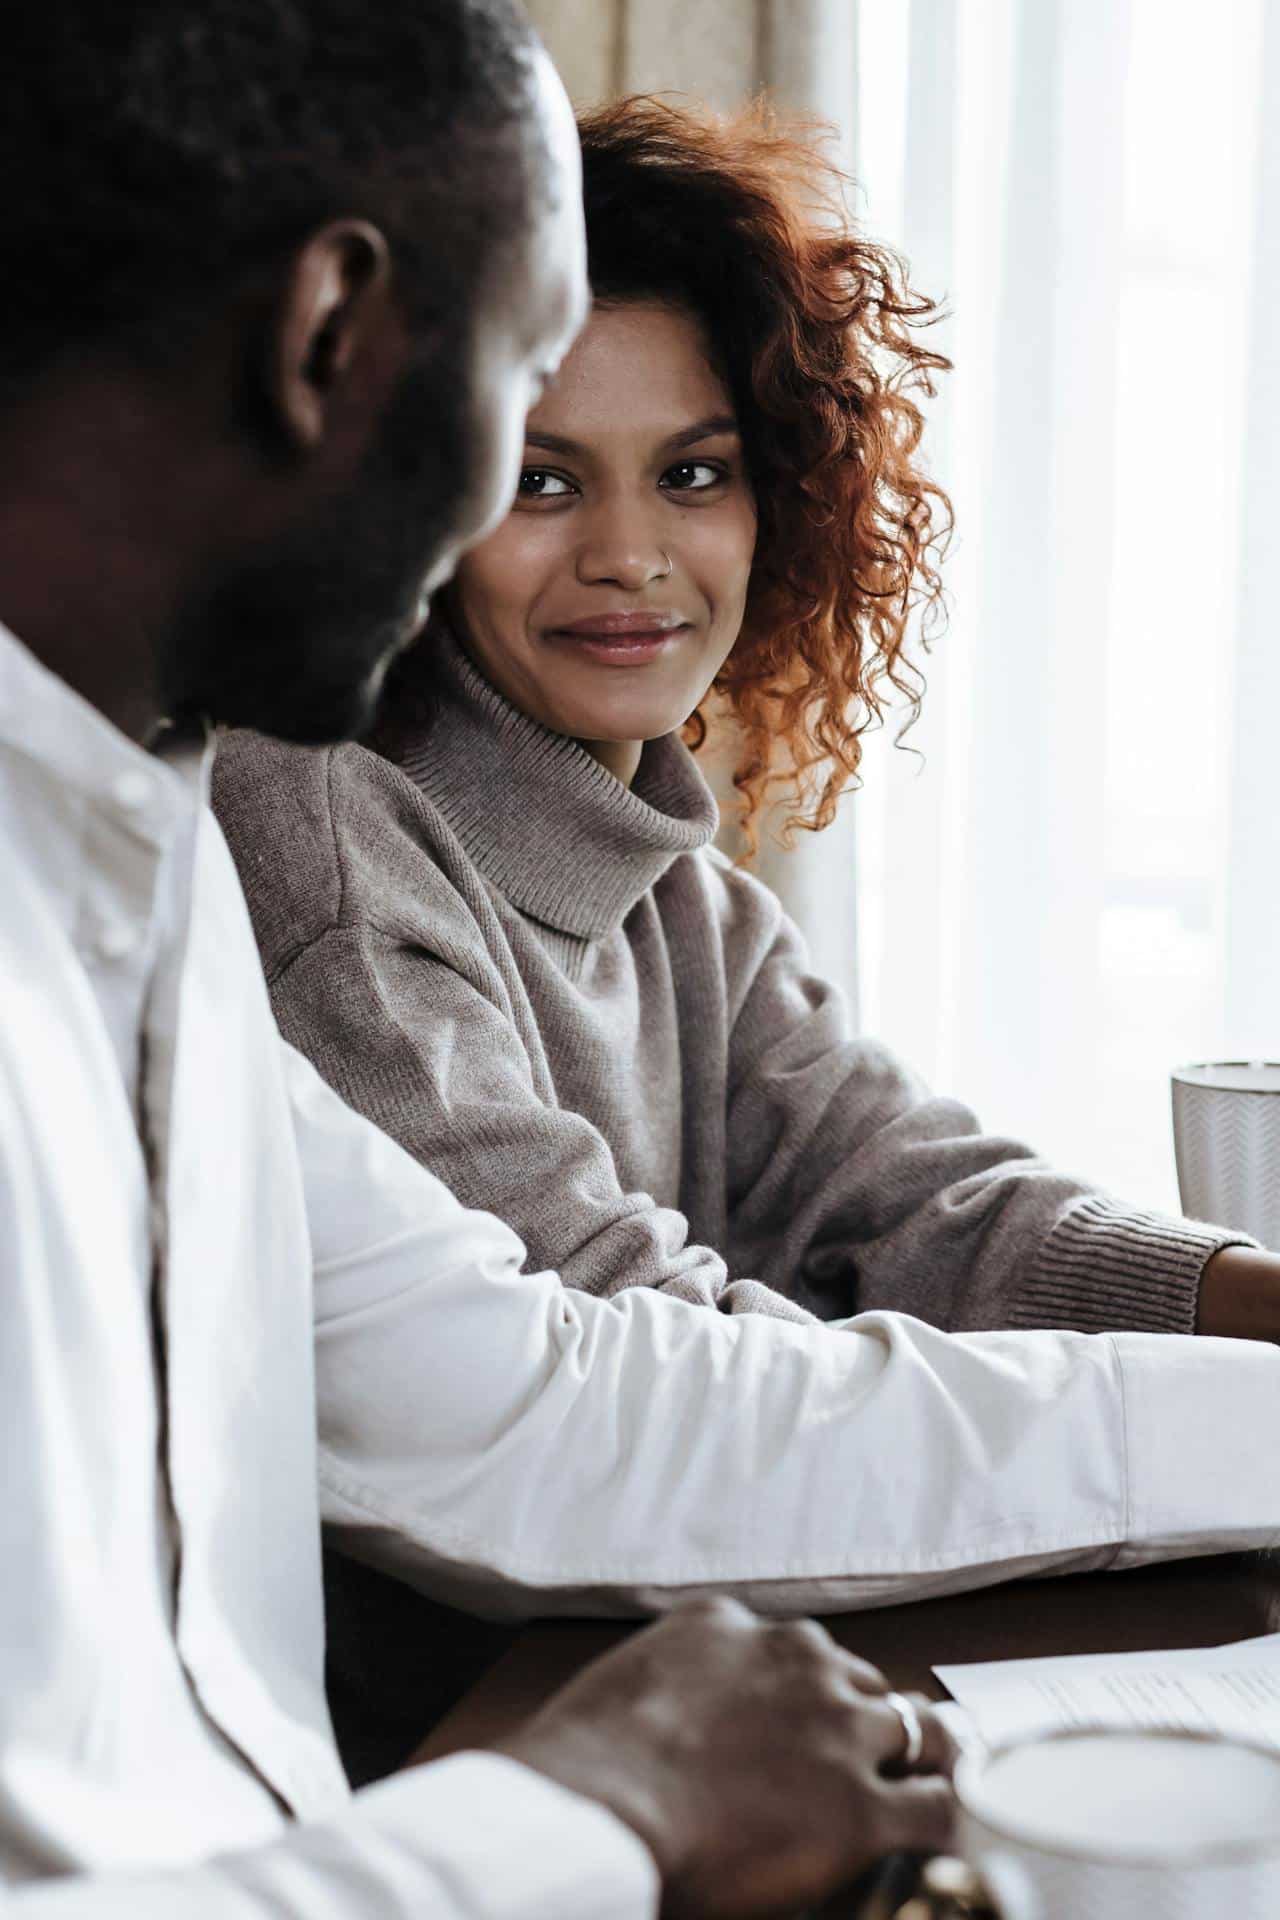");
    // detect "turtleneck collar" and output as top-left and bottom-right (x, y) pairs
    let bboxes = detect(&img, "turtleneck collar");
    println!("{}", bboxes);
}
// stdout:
(392, 623), (719, 938)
